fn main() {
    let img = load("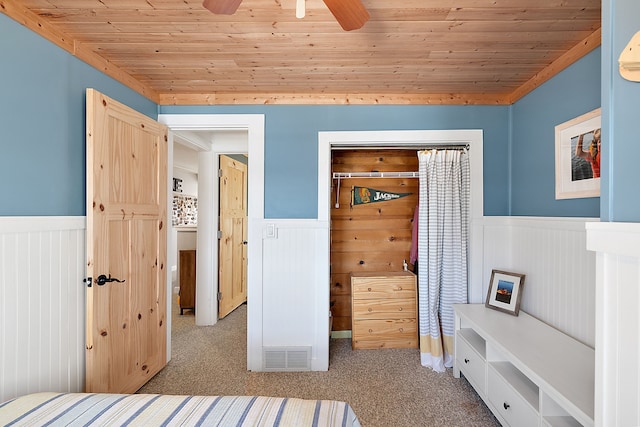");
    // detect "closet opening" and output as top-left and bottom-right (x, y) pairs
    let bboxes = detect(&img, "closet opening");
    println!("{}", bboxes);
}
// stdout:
(318, 130), (484, 367)
(329, 148), (420, 338)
